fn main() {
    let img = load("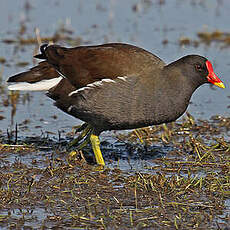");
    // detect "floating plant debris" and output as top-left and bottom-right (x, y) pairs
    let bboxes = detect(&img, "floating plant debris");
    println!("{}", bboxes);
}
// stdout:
(179, 30), (230, 47)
